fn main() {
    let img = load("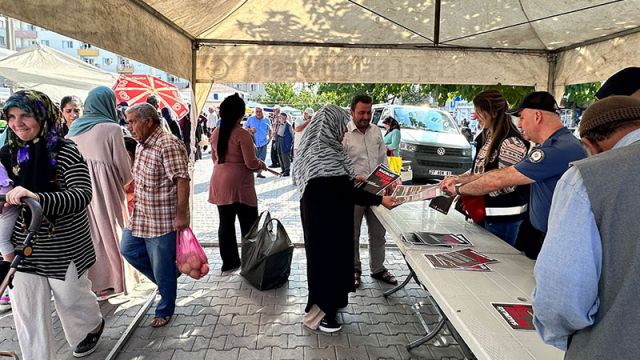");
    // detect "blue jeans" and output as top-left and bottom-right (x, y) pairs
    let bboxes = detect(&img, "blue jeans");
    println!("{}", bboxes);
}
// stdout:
(484, 220), (523, 247)
(256, 144), (267, 161)
(120, 229), (177, 318)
